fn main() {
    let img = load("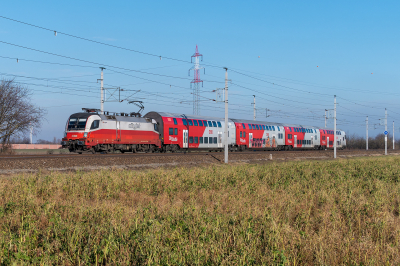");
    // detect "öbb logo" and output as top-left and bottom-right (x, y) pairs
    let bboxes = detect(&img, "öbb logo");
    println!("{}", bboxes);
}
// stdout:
(169, 136), (178, 141)
(240, 138), (246, 143)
